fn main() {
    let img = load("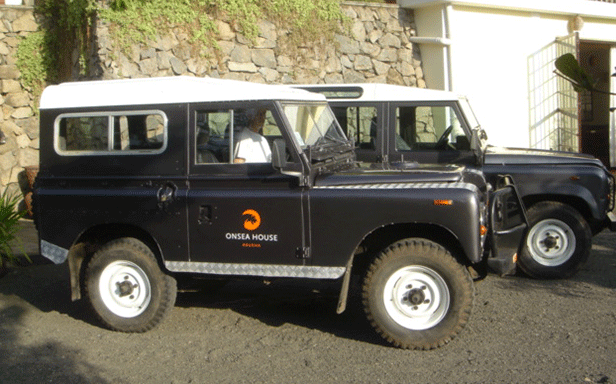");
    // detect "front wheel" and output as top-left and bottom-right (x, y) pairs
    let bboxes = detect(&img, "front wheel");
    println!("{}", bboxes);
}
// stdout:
(85, 238), (177, 332)
(362, 238), (474, 349)
(519, 202), (592, 279)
